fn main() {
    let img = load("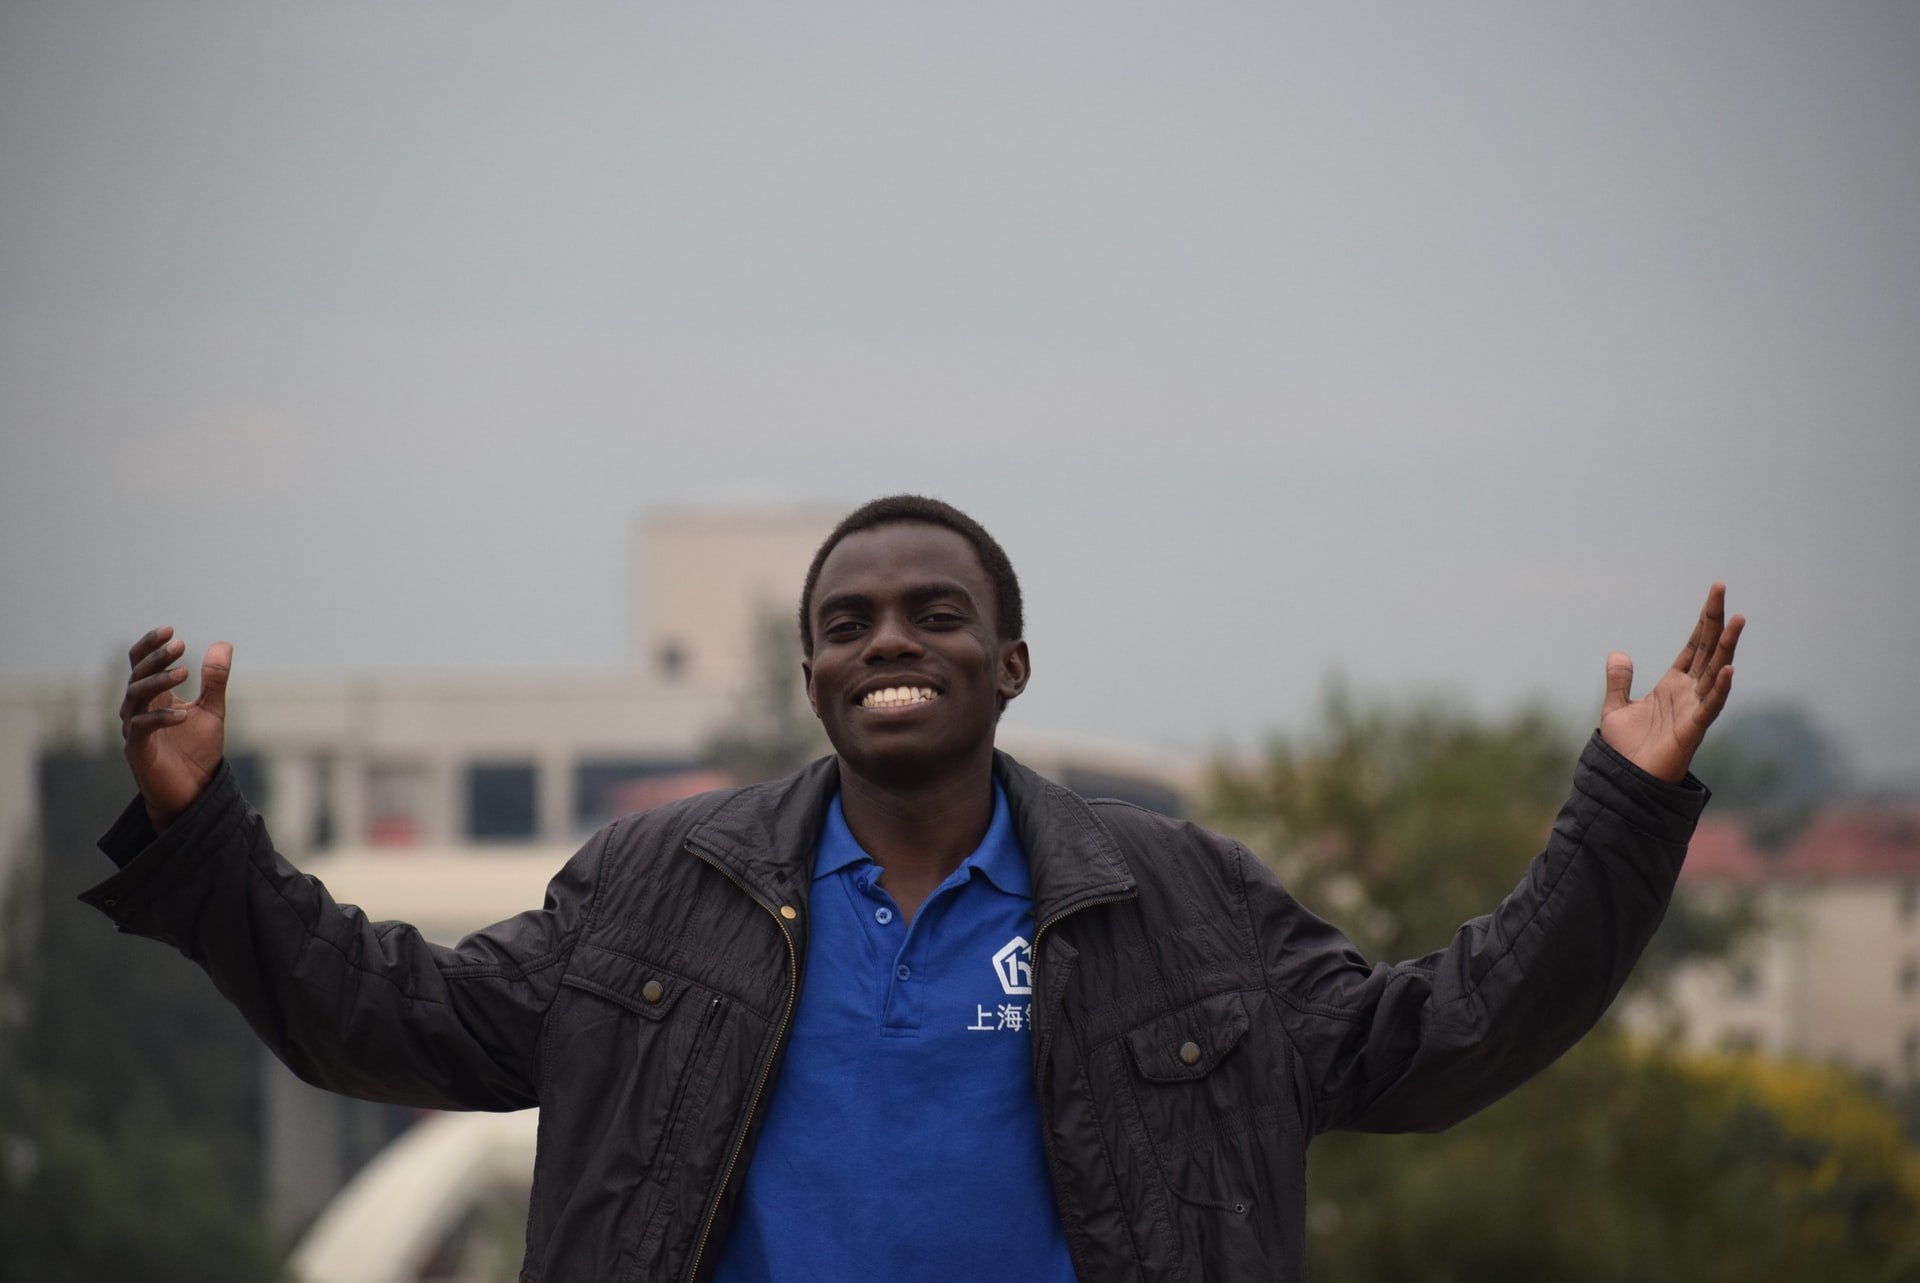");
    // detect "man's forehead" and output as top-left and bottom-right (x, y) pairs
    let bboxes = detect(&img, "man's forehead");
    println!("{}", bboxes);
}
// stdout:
(814, 522), (990, 580)
(814, 521), (990, 591)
